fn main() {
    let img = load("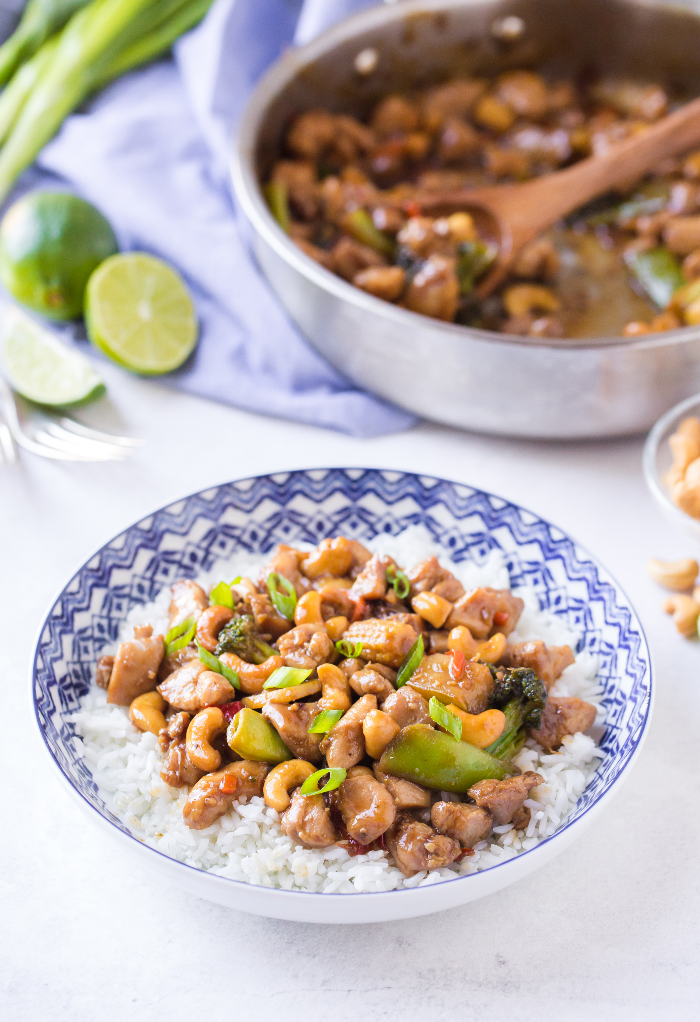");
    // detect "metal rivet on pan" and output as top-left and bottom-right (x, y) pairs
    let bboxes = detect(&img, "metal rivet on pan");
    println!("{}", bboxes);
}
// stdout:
(355, 47), (379, 75)
(490, 15), (526, 41)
